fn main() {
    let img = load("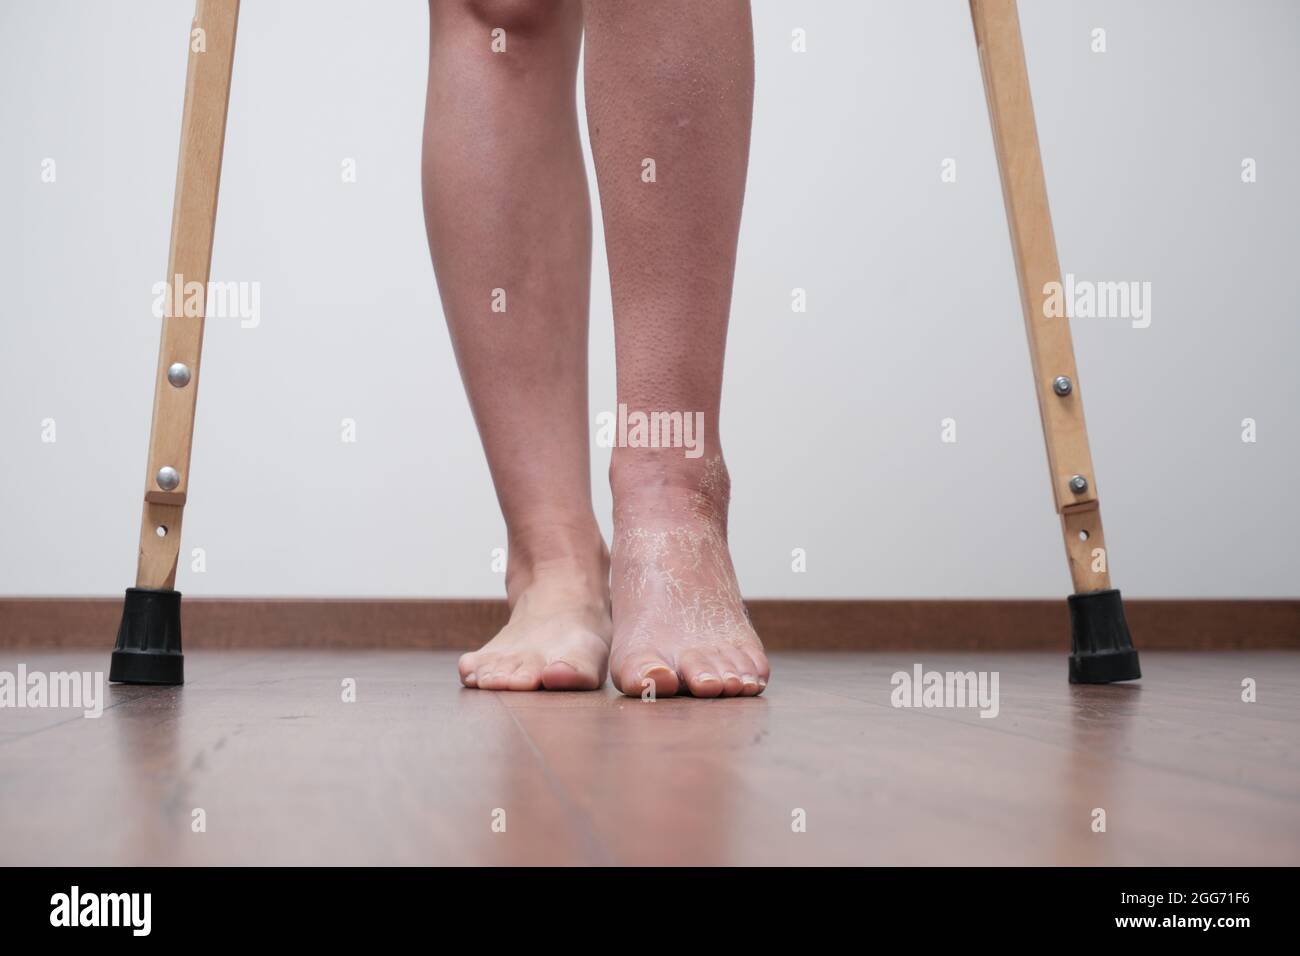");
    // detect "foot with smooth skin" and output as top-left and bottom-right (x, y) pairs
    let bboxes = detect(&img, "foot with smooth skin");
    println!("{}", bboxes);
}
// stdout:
(459, 531), (612, 691)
